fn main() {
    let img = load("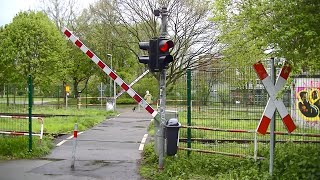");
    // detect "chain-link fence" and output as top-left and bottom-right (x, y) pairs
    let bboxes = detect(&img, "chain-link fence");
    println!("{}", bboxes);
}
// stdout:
(167, 68), (319, 159)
